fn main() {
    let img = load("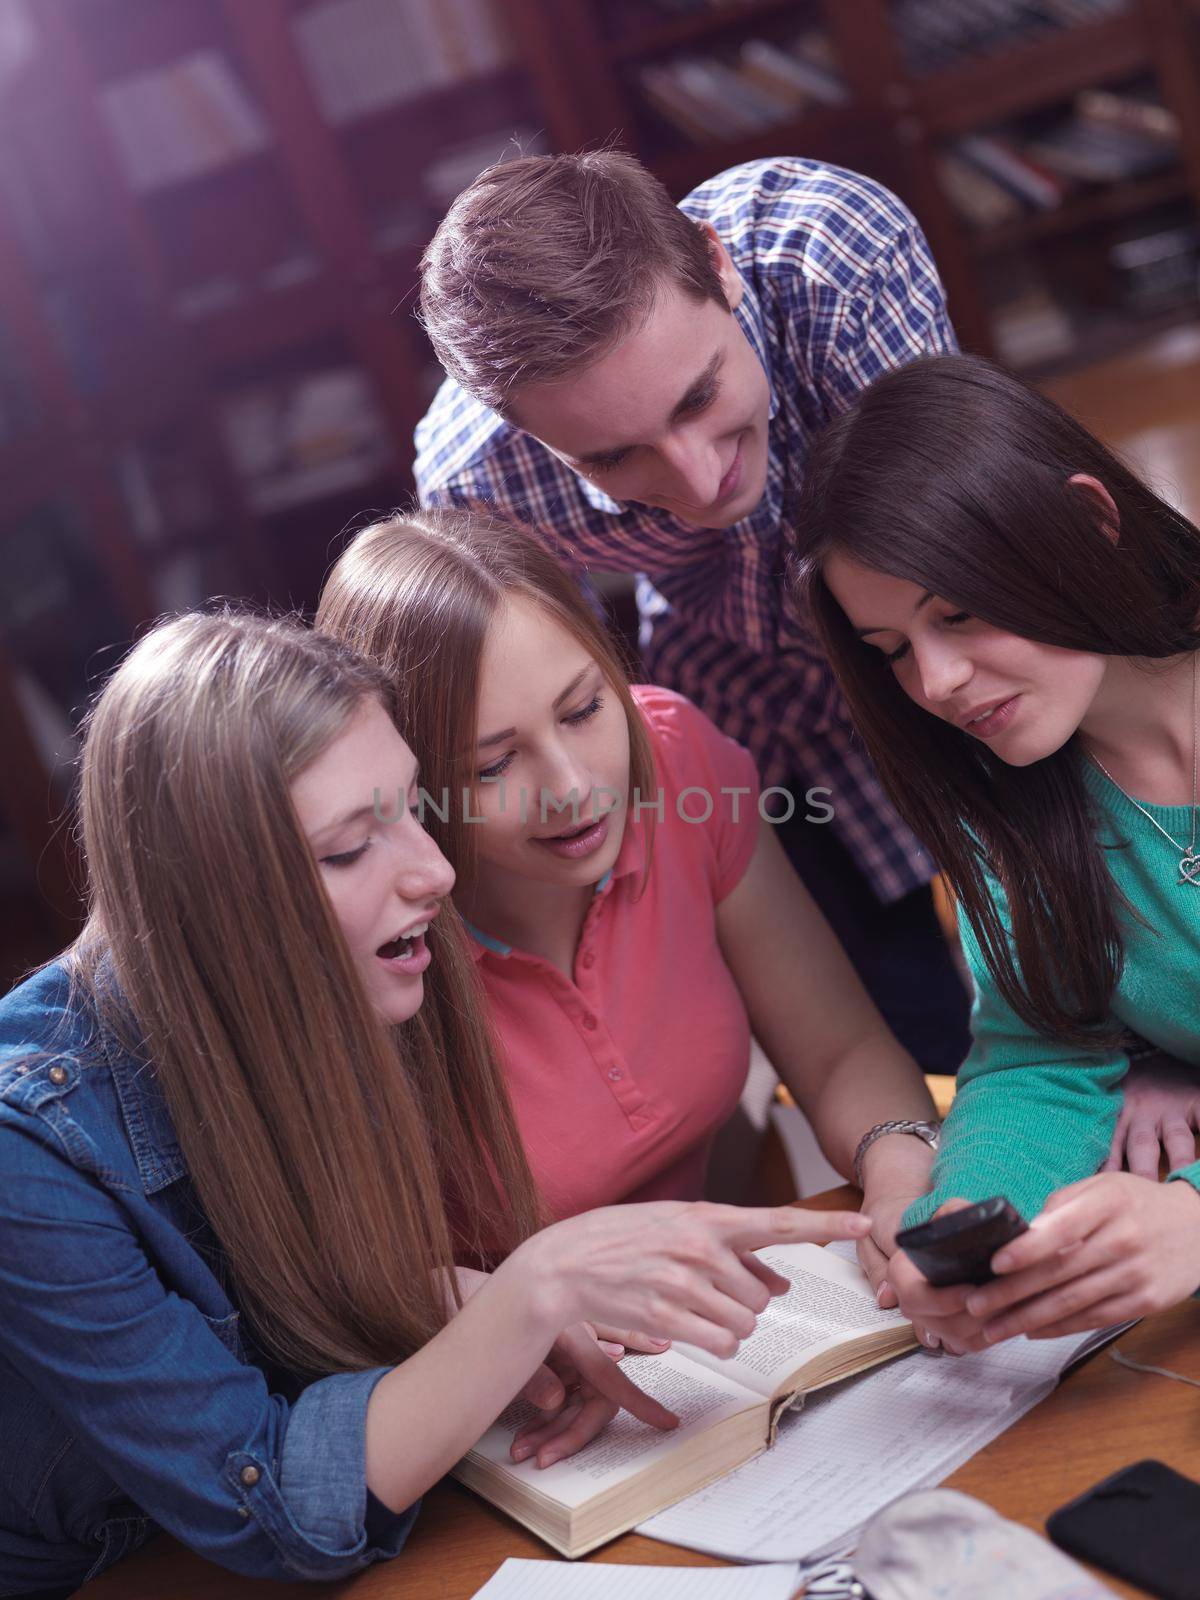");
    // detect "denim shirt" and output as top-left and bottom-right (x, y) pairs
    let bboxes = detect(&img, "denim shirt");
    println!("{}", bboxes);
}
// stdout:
(0, 960), (418, 1596)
